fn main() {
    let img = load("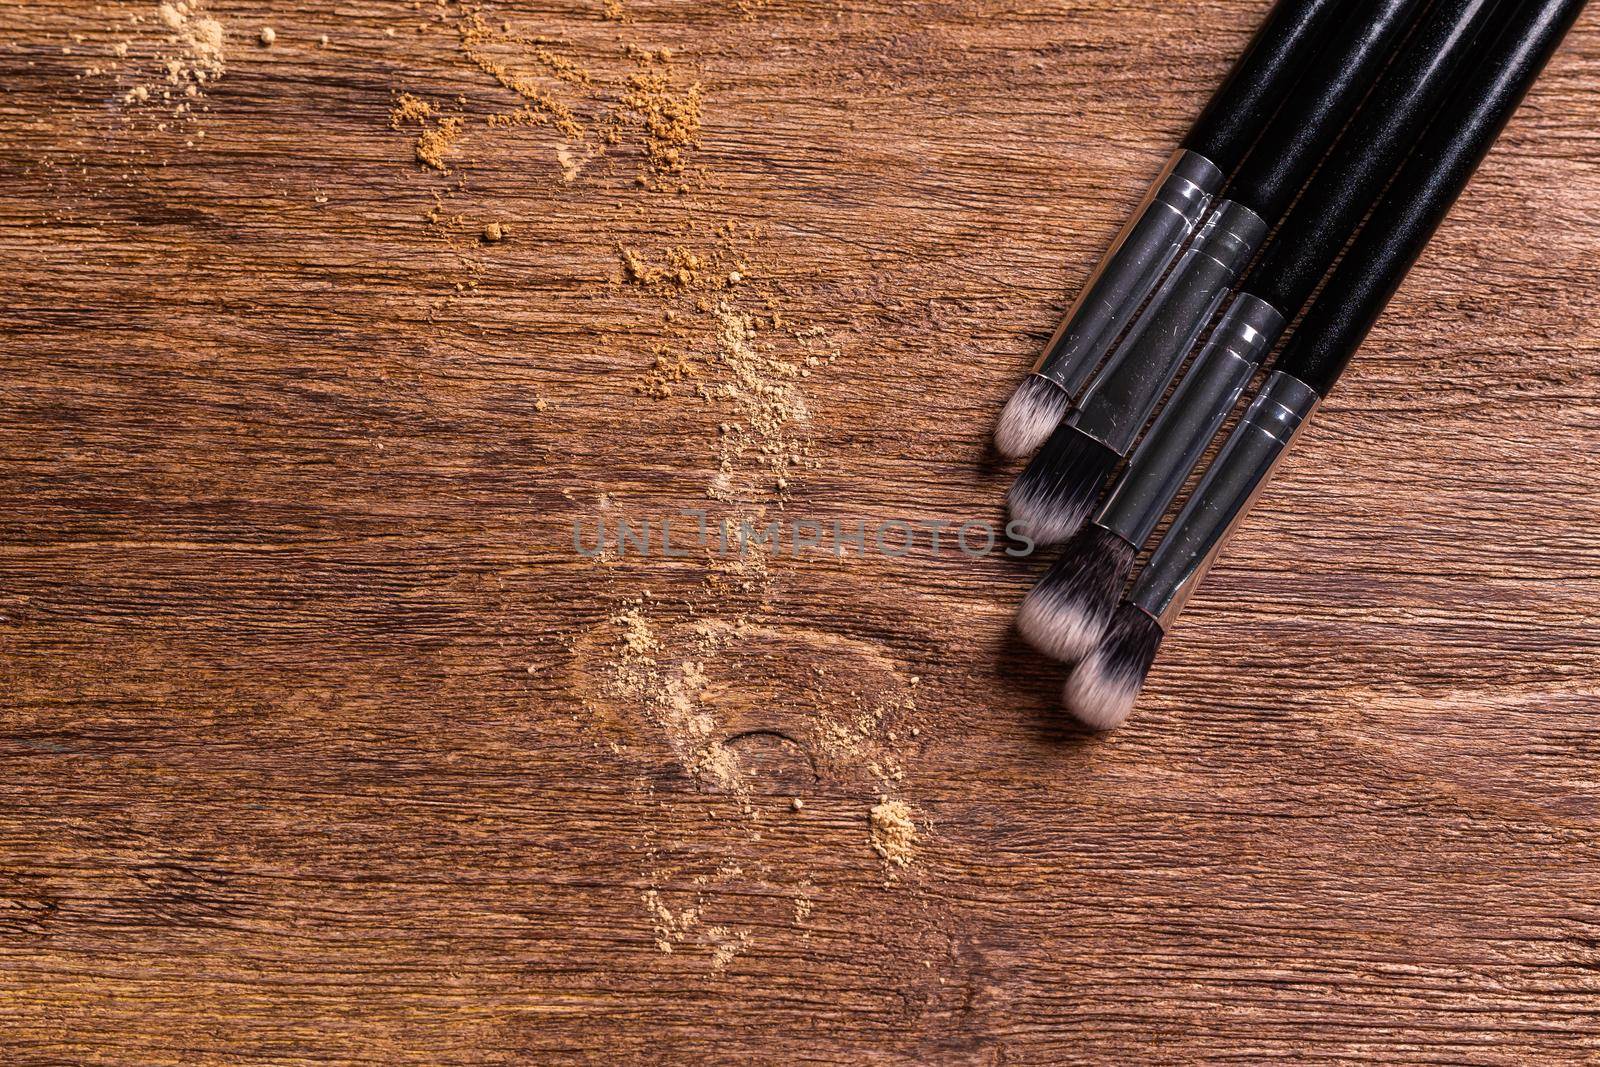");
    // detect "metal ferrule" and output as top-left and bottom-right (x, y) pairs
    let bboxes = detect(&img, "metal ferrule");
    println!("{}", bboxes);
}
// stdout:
(1097, 293), (1287, 548)
(1128, 370), (1321, 629)
(1032, 149), (1225, 397)
(1070, 198), (1270, 454)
